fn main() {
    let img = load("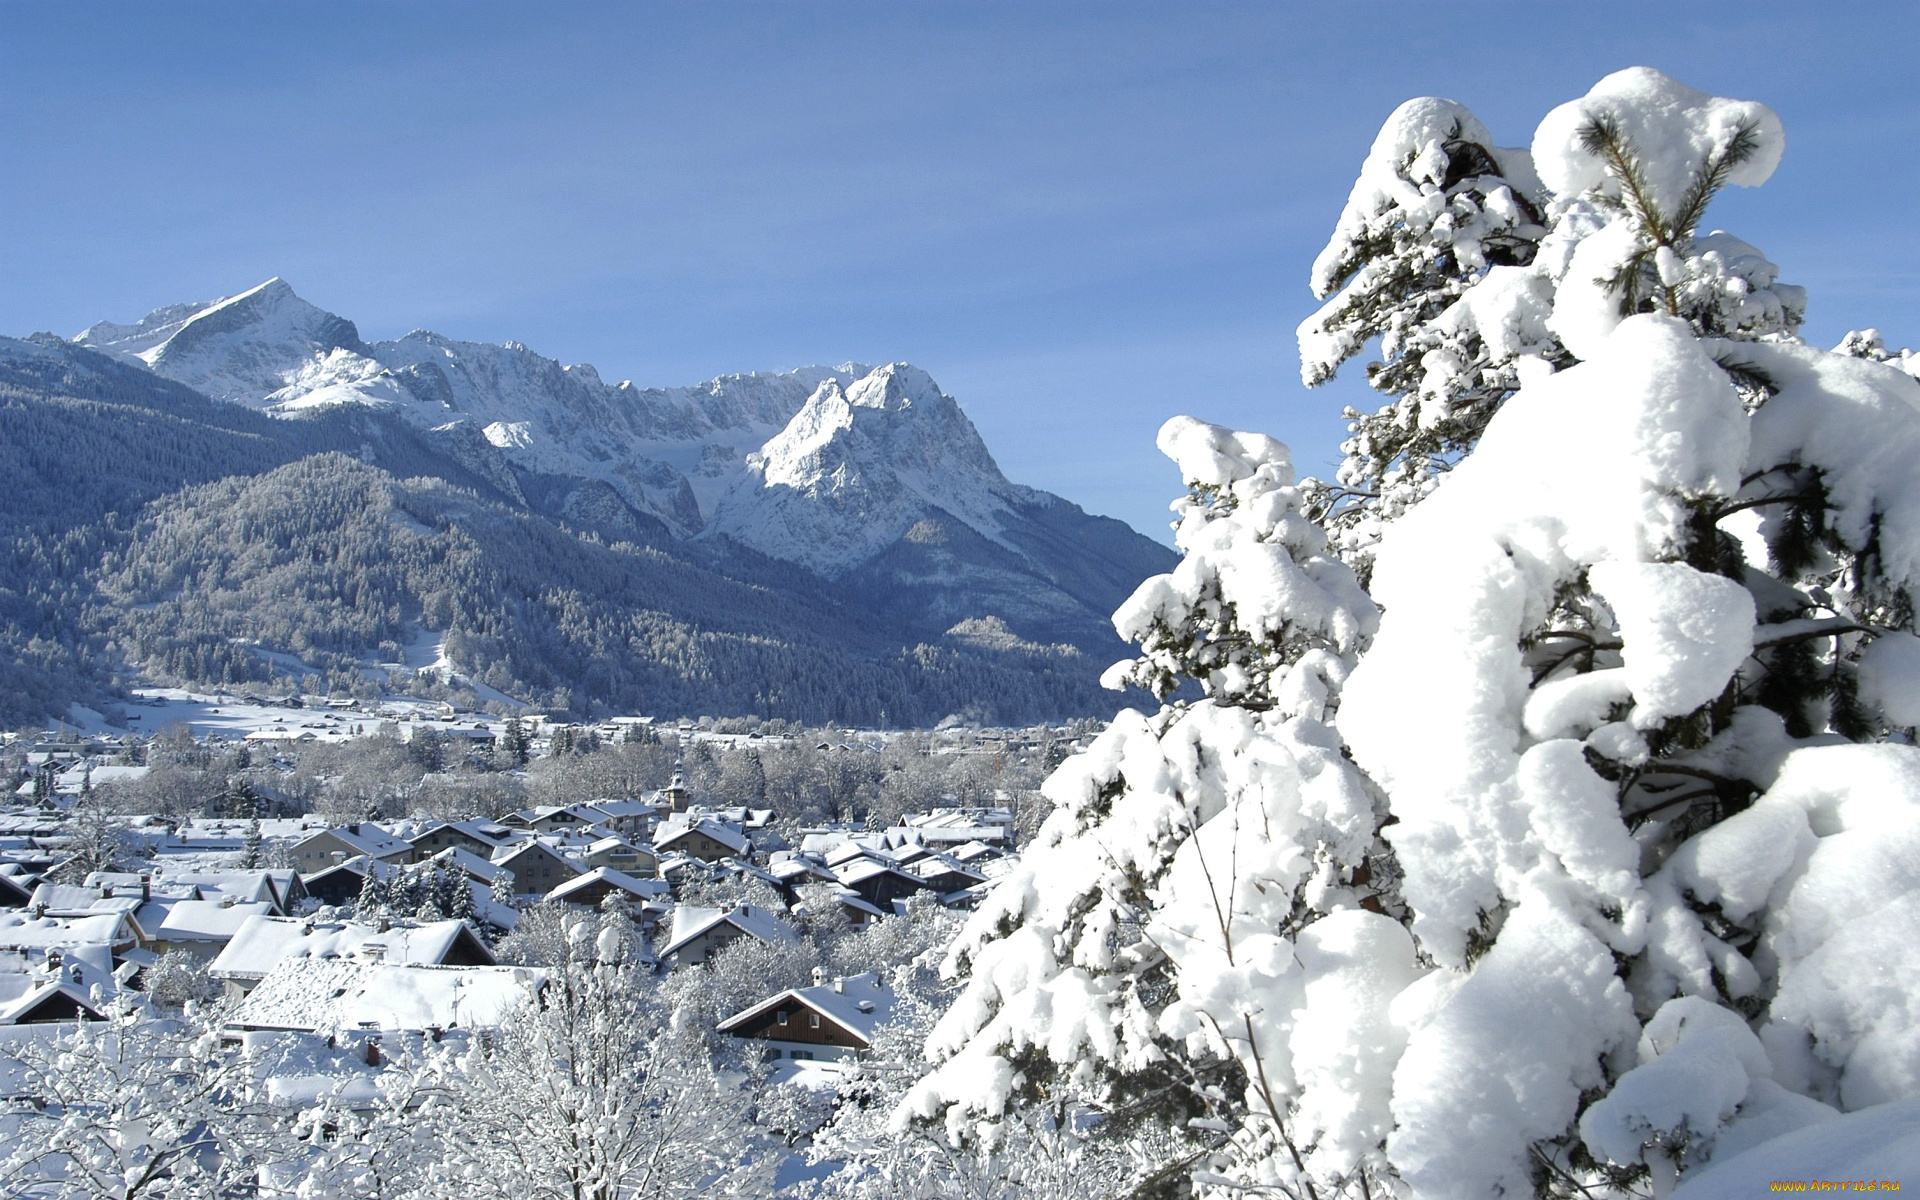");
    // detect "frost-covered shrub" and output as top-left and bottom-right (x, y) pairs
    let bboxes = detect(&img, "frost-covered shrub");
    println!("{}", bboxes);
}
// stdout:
(435, 906), (772, 1200)
(0, 999), (285, 1198)
(142, 947), (220, 1009)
